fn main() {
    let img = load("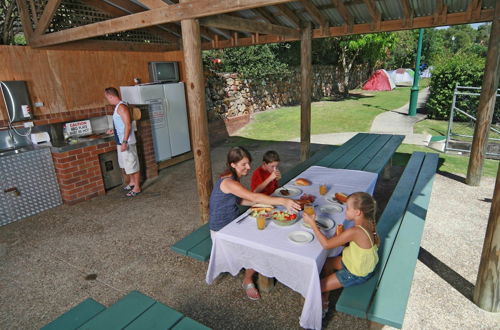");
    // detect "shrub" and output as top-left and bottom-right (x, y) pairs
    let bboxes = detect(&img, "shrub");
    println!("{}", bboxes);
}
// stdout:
(426, 53), (486, 120)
